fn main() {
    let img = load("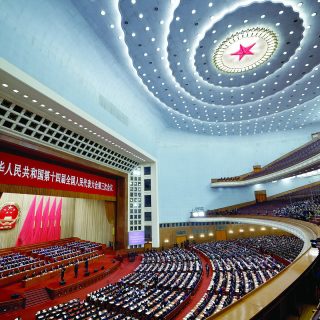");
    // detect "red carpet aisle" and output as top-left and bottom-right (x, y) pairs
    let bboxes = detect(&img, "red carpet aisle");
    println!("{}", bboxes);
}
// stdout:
(176, 253), (213, 320)
(2, 255), (142, 320)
